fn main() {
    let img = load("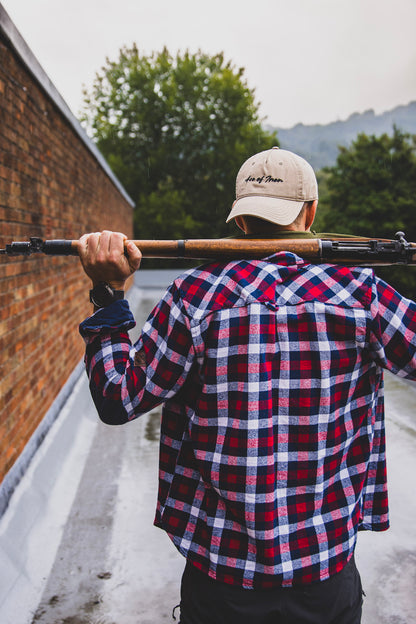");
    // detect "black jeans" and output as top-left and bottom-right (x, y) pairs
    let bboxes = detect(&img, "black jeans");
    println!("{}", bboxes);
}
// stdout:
(179, 556), (363, 624)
